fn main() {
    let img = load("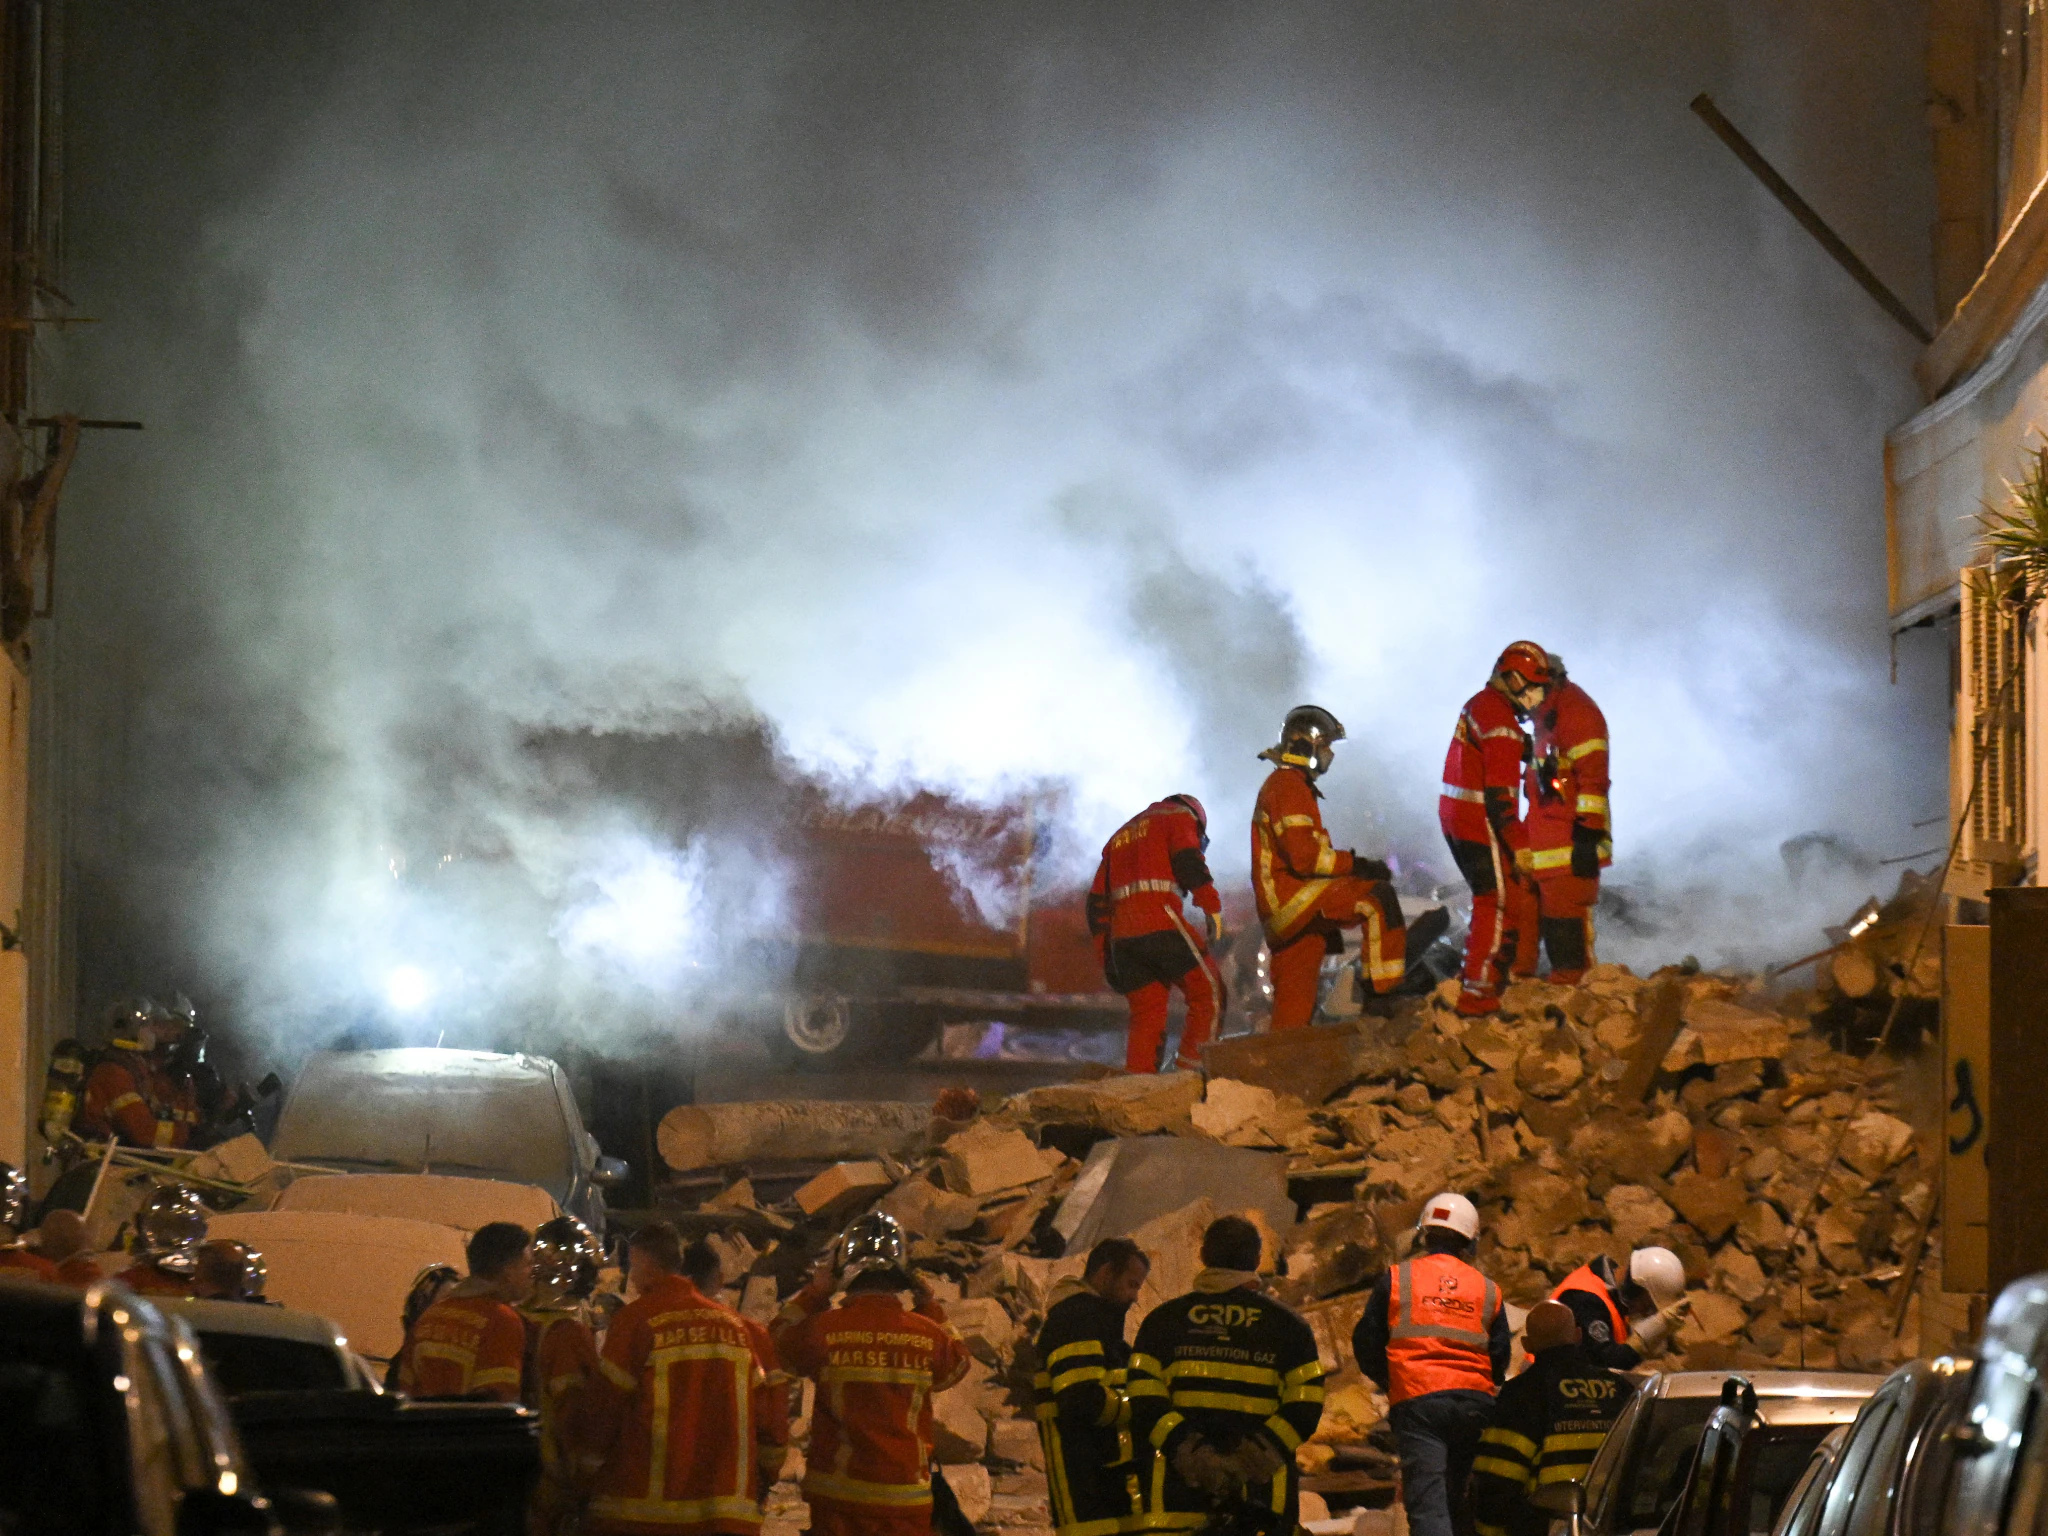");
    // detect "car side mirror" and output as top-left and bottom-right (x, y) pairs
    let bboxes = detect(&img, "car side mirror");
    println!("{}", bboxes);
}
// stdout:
(176, 1487), (278, 1536)
(593, 1155), (630, 1188)
(1531, 1480), (1586, 1517)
